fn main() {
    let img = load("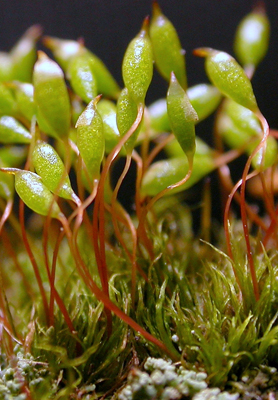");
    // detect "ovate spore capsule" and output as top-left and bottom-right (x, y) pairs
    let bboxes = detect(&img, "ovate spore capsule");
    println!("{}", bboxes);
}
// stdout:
(150, 1), (187, 88)
(32, 141), (76, 200)
(122, 17), (153, 105)
(194, 48), (258, 112)
(167, 72), (198, 165)
(33, 52), (71, 140)
(75, 96), (105, 181)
